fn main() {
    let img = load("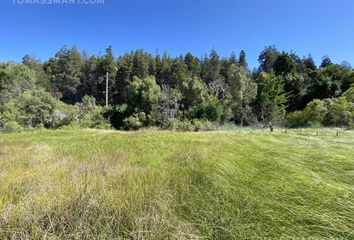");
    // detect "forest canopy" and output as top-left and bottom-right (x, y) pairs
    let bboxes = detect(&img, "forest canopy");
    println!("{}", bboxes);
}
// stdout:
(1, 45), (353, 132)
